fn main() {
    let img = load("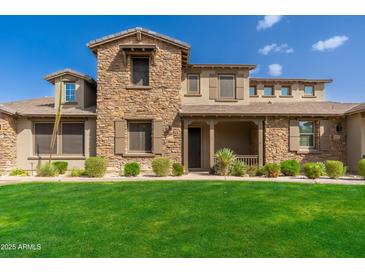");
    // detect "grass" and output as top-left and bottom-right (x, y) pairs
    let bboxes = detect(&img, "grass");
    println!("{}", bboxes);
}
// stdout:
(0, 180), (365, 258)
